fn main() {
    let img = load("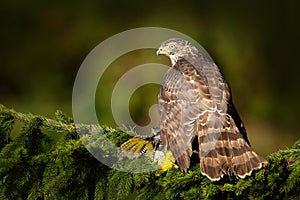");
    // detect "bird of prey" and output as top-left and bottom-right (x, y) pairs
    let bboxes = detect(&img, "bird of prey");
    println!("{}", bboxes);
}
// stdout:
(156, 38), (266, 181)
